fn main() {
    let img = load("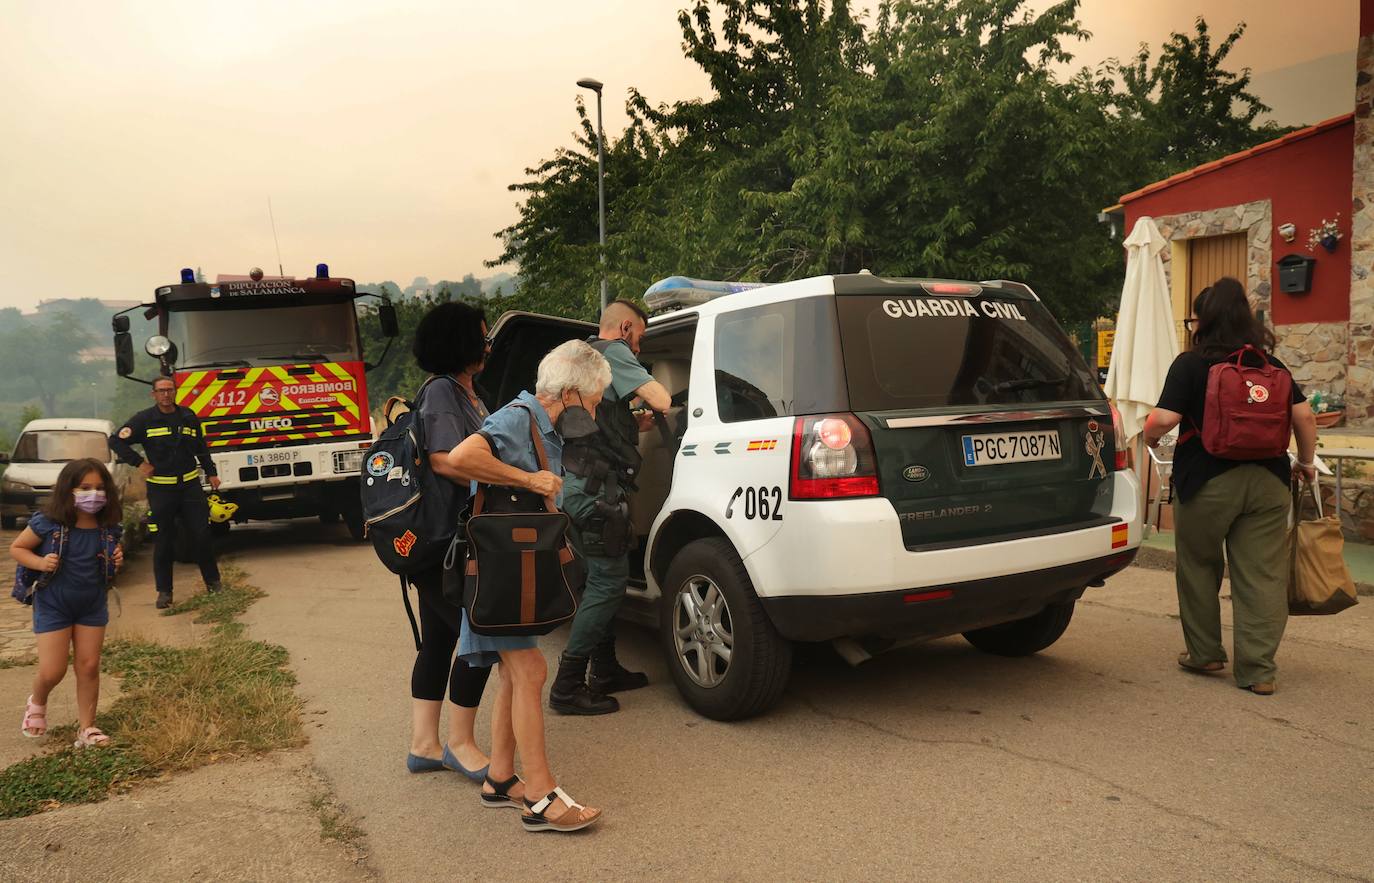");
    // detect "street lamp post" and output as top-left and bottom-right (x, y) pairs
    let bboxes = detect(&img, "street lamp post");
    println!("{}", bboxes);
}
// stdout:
(577, 77), (608, 312)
